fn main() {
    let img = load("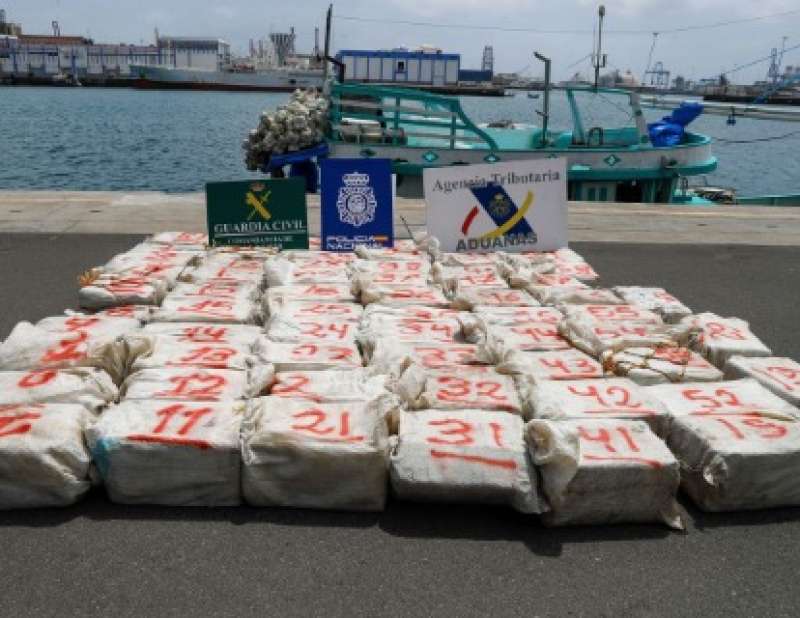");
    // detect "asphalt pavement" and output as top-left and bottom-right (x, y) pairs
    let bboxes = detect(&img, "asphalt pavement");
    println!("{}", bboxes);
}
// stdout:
(0, 234), (799, 617)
